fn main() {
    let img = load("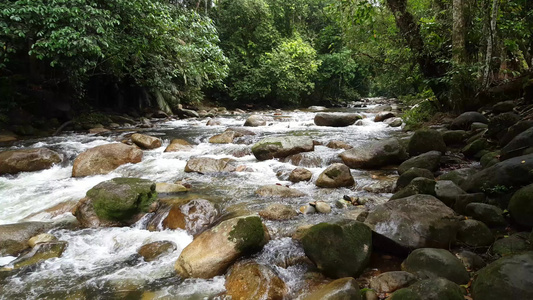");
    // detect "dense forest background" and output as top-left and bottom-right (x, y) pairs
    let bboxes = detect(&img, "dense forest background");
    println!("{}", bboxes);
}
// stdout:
(1, 0), (532, 128)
